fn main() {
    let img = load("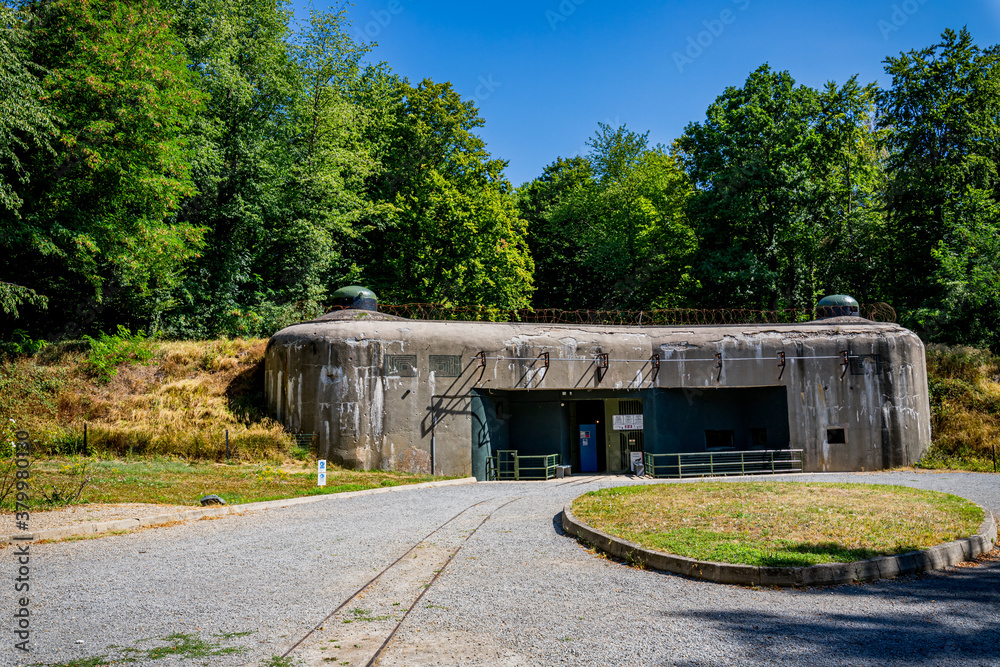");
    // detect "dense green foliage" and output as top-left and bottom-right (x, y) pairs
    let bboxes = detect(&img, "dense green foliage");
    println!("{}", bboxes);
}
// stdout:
(523, 126), (695, 309)
(362, 79), (533, 308)
(879, 29), (1000, 346)
(4, 0), (206, 337)
(1, 5), (997, 349)
(676, 68), (887, 310)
